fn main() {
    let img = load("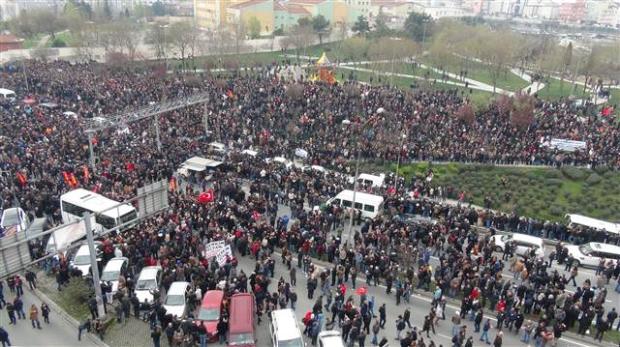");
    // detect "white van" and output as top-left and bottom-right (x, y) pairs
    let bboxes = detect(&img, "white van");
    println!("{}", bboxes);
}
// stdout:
(176, 156), (223, 179)
(163, 281), (192, 319)
(357, 173), (385, 188)
(1, 207), (29, 236)
(100, 257), (129, 295)
(318, 330), (345, 347)
(326, 190), (384, 219)
(490, 233), (545, 259)
(270, 308), (304, 347)
(564, 242), (620, 268)
(0, 88), (16, 102)
(70, 242), (102, 277)
(135, 266), (162, 306)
